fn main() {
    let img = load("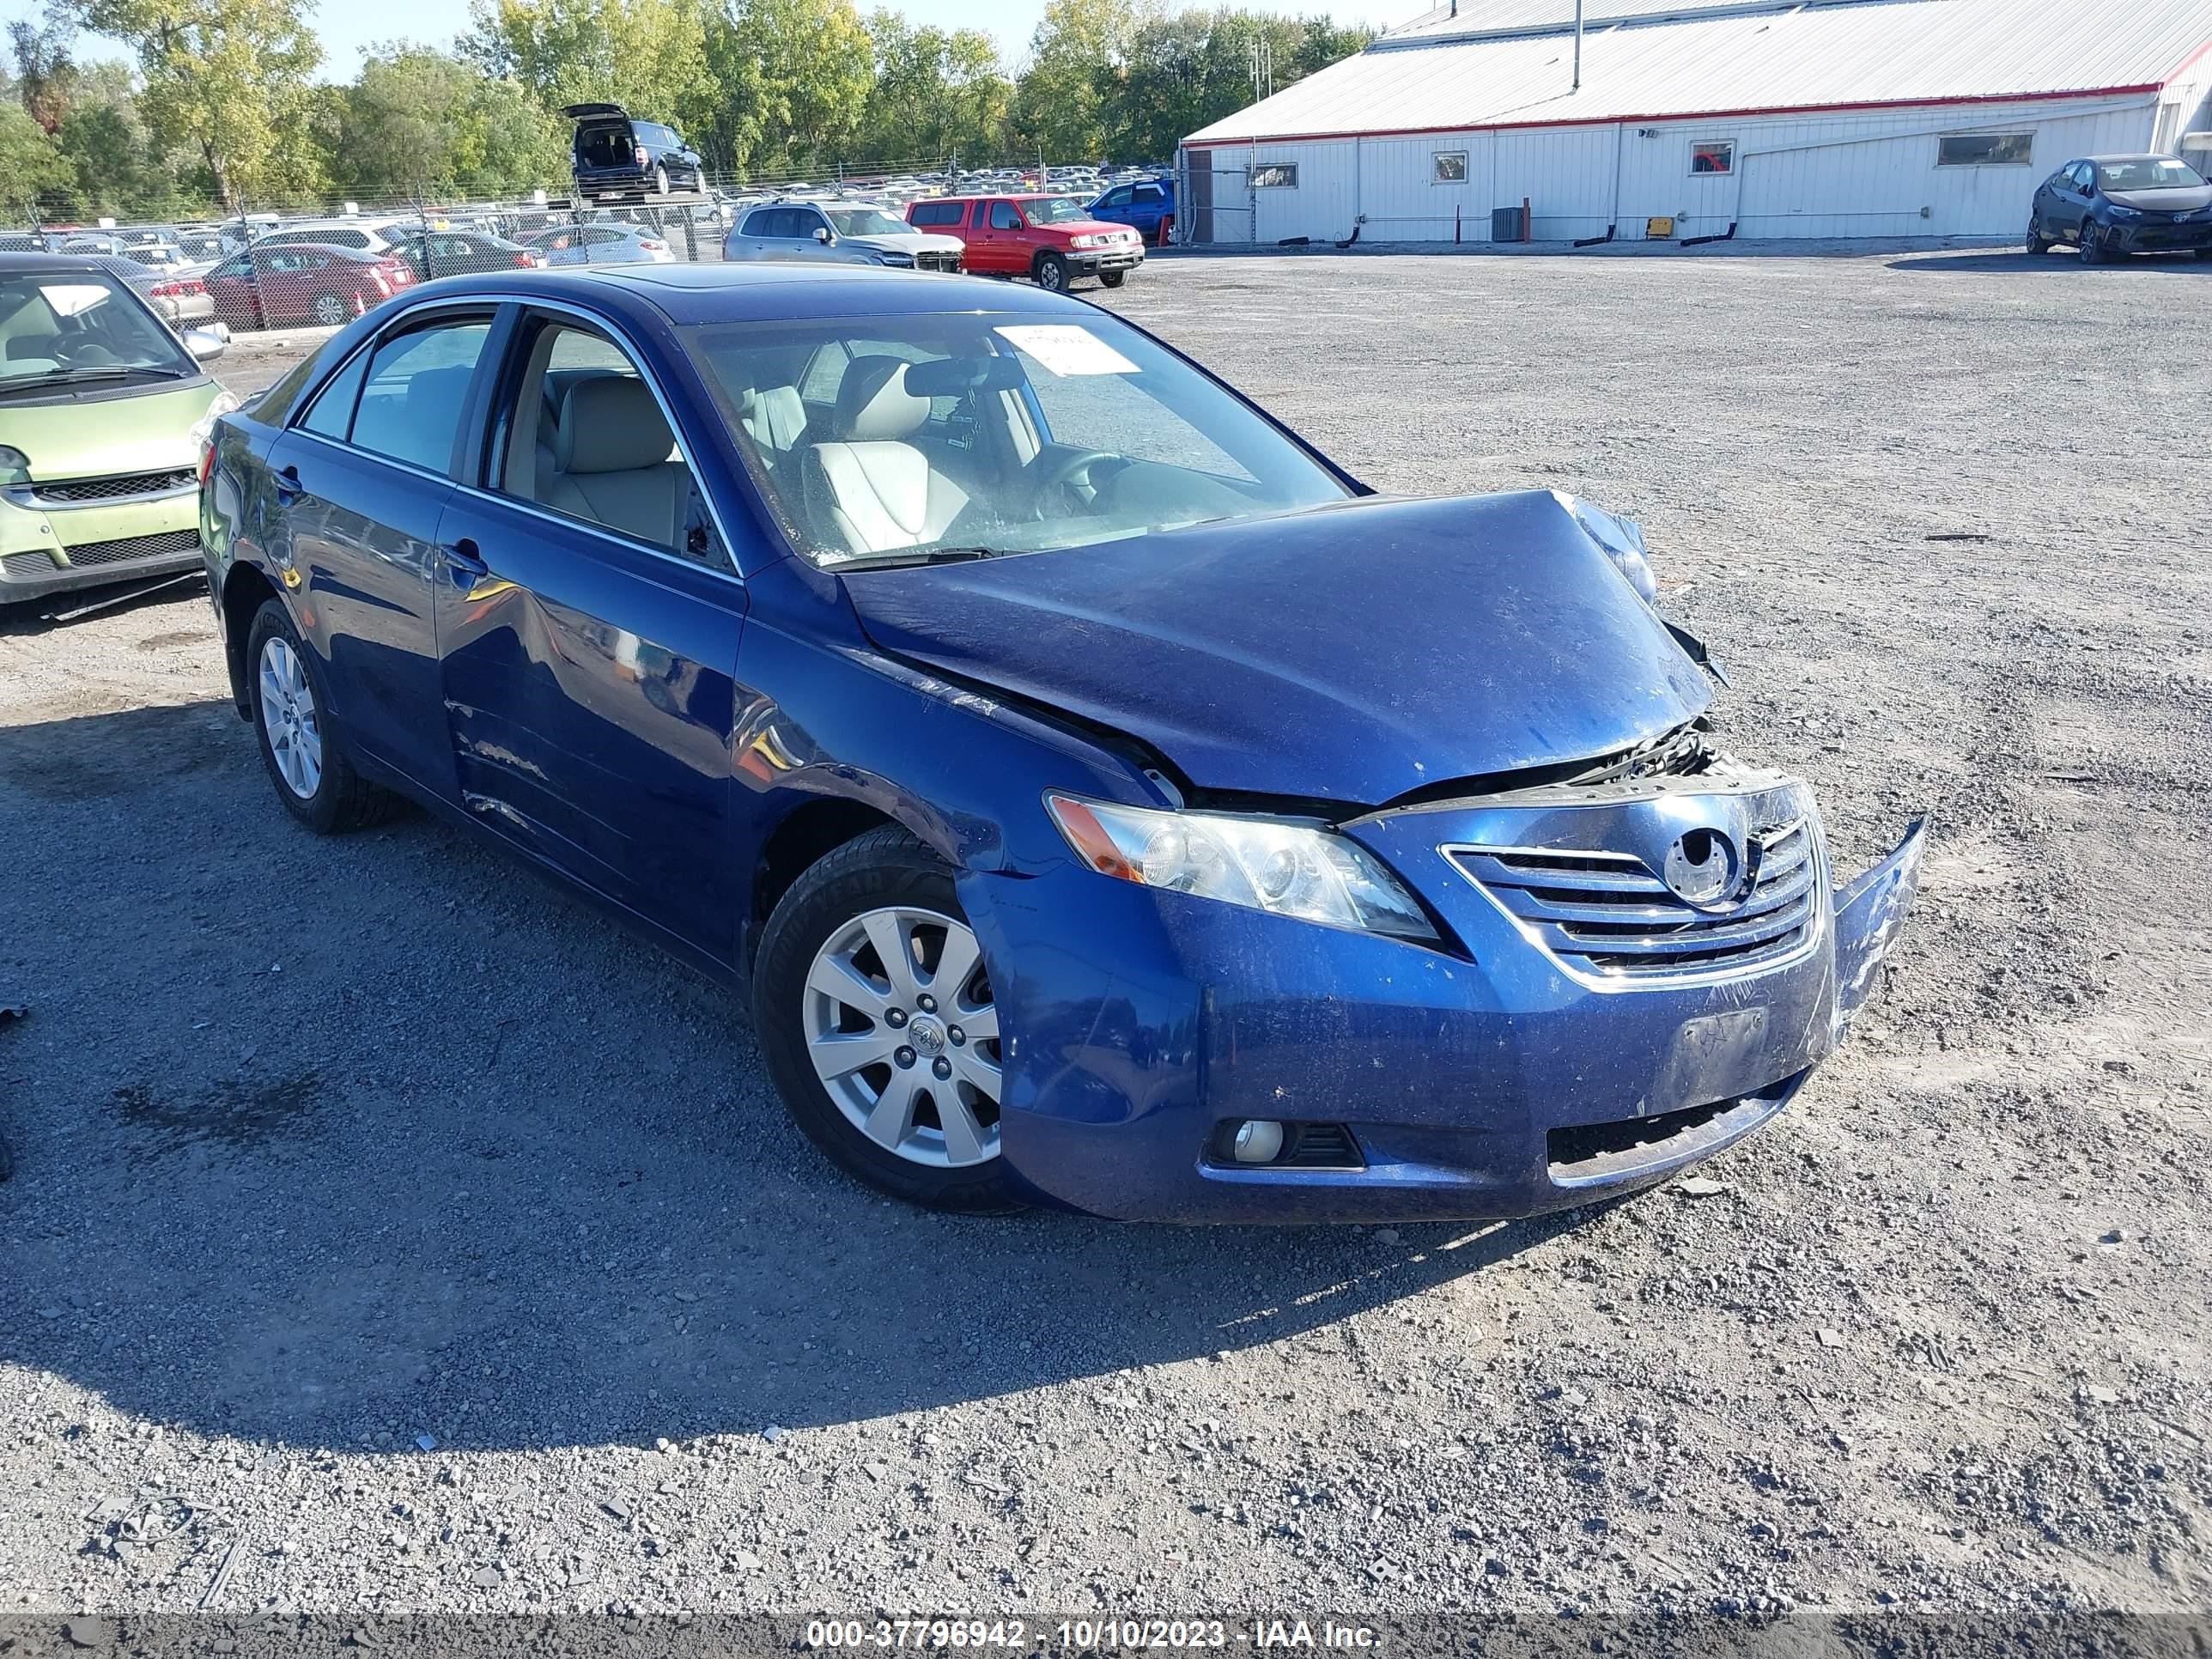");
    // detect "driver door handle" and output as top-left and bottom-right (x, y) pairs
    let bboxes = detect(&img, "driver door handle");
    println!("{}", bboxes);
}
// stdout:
(444, 537), (490, 581)
(274, 465), (303, 504)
